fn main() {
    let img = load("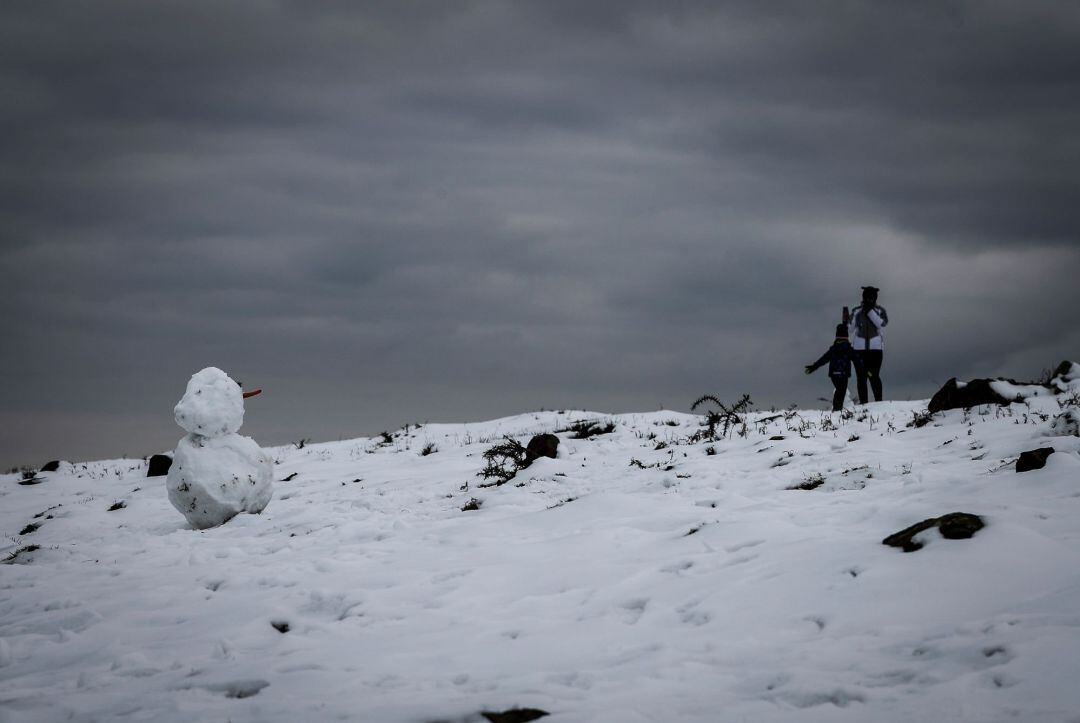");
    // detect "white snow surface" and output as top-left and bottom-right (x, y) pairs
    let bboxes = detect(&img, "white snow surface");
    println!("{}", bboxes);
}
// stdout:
(988, 380), (1054, 403)
(173, 367), (245, 438)
(4, 394), (1080, 722)
(166, 433), (273, 530)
